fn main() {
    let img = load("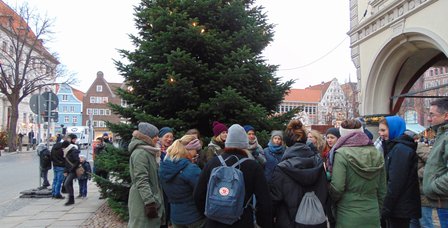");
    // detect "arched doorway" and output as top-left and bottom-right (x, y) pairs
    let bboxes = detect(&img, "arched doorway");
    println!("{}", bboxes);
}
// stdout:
(362, 30), (448, 115)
